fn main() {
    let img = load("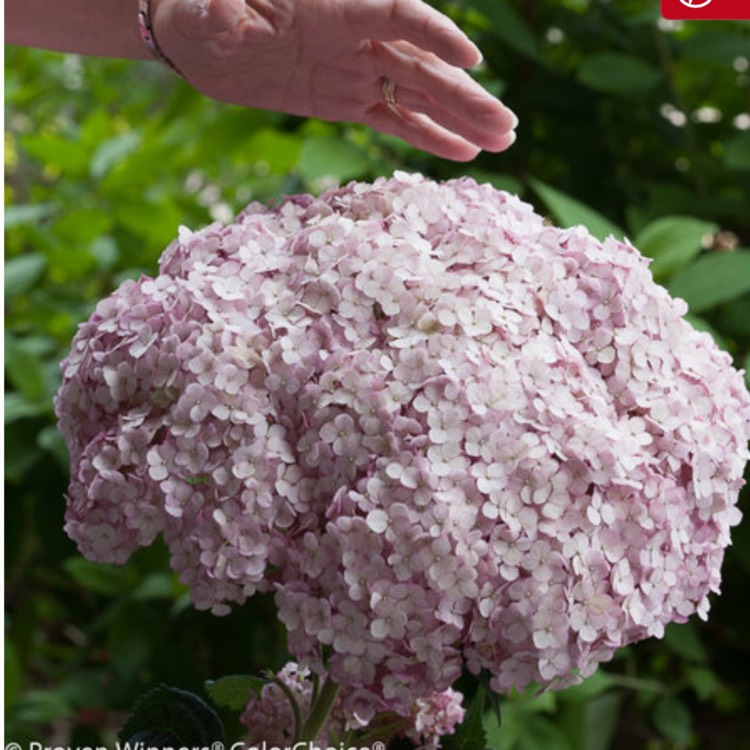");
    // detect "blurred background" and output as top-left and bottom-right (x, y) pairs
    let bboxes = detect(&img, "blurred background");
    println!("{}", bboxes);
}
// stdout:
(5, 1), (750, 748)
